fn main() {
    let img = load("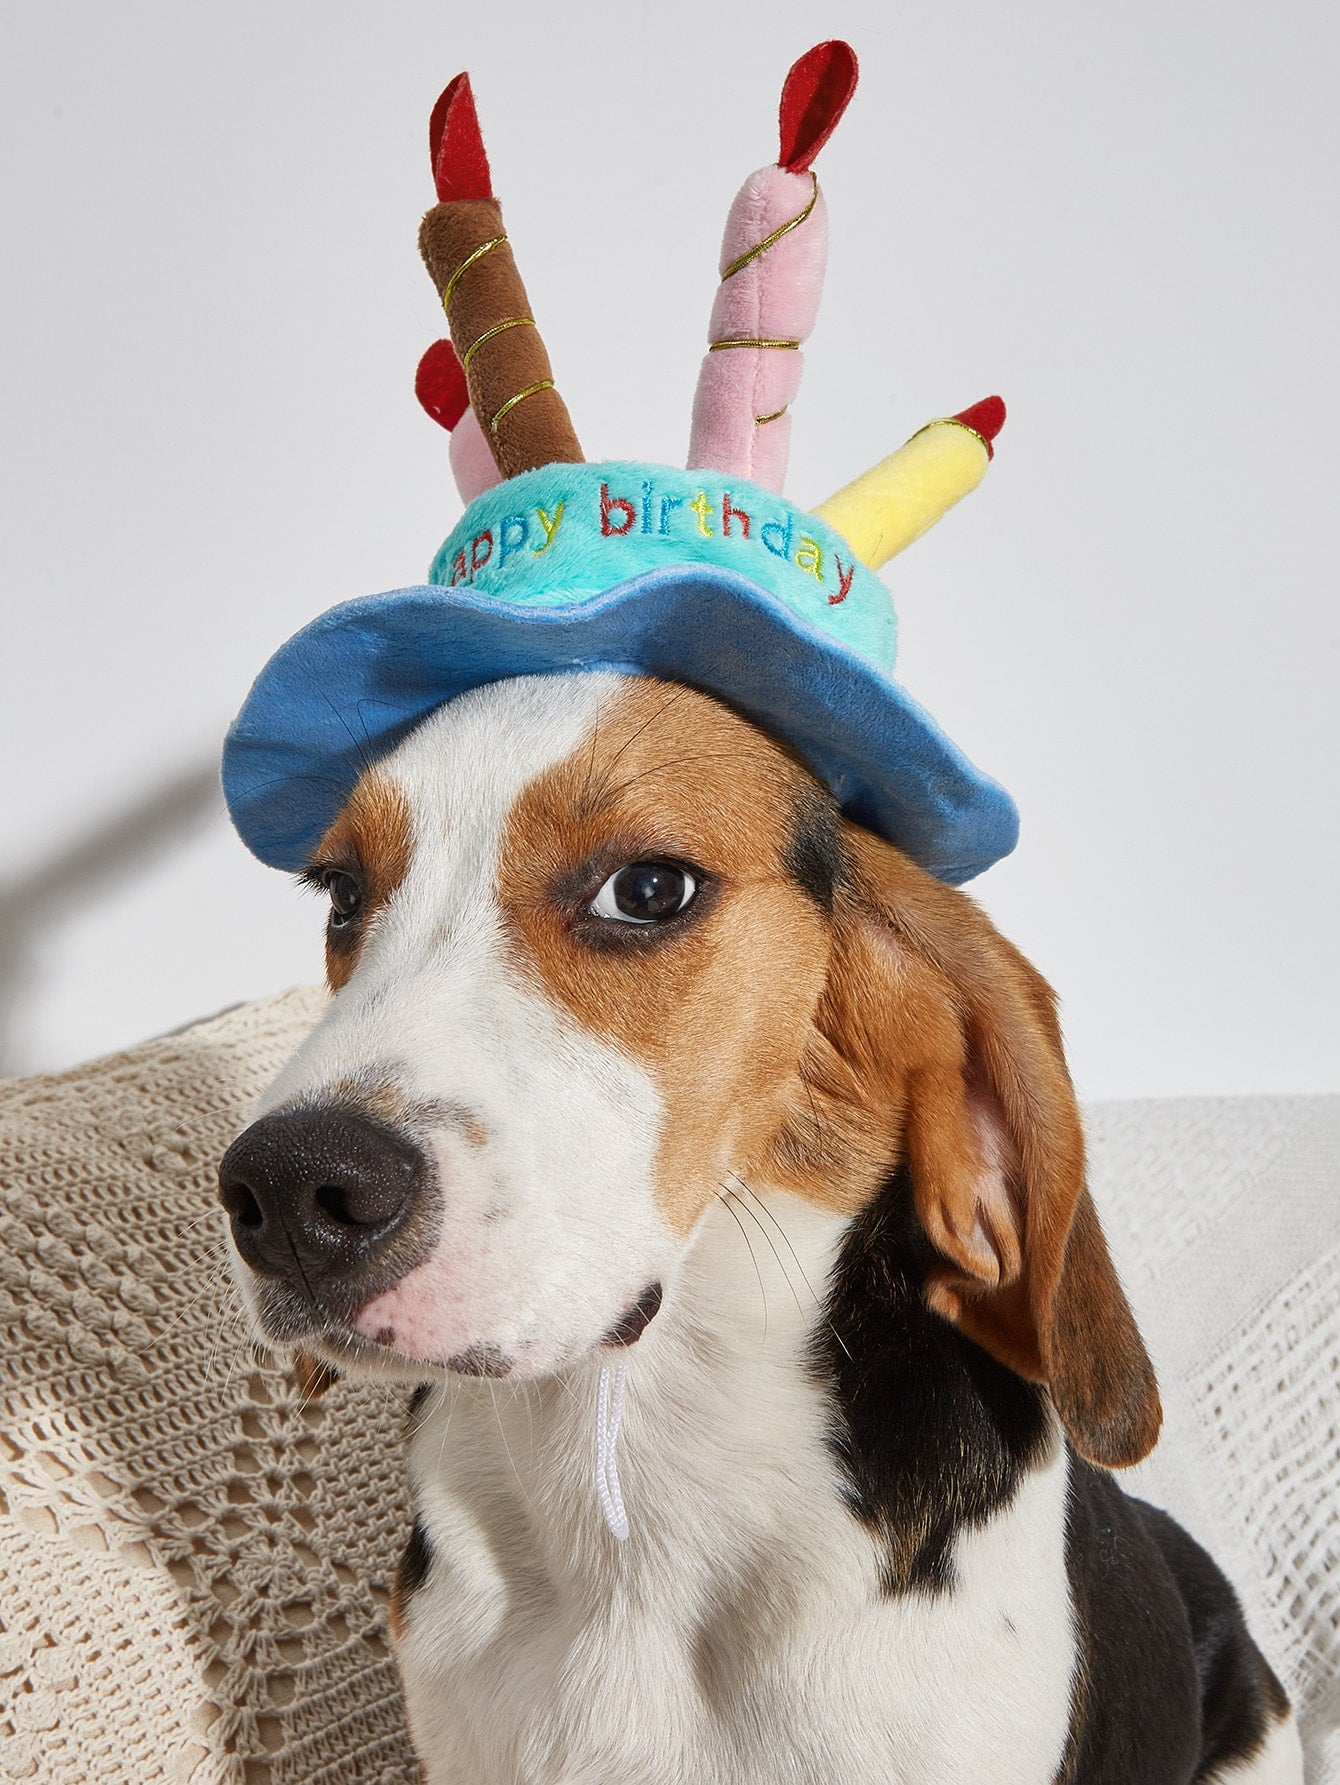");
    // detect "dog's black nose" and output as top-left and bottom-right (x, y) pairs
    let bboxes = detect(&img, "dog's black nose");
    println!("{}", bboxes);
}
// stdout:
(218, 1107), (428, 1287)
